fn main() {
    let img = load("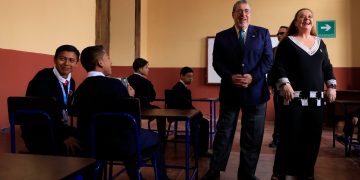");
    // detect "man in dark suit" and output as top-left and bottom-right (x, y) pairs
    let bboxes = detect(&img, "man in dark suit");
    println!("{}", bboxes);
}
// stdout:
(203, 1), (273, 179)
(268, 26), (288, 148)
(72, 45), (168, 179)
(25, 44), (81, 155)
(172, 67), (209, 156)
